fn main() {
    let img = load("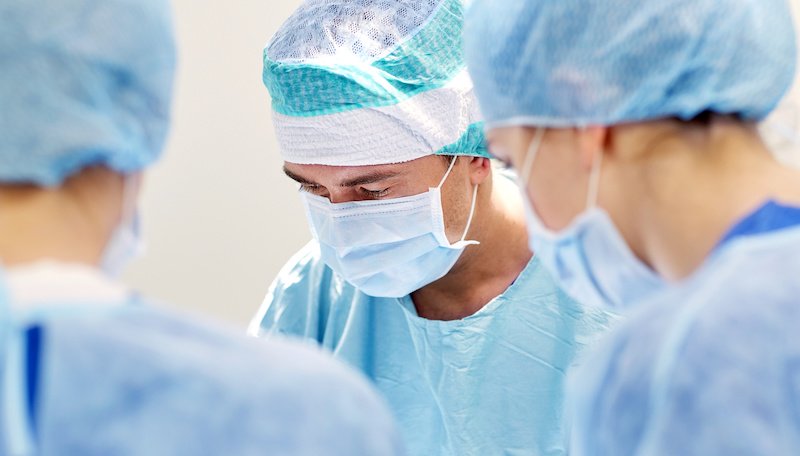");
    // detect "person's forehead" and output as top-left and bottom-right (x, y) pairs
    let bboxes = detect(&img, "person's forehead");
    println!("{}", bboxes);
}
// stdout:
(486, 127), (522, 159)
(285, 160), (410, 174)
(284, 156), (442, 184)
